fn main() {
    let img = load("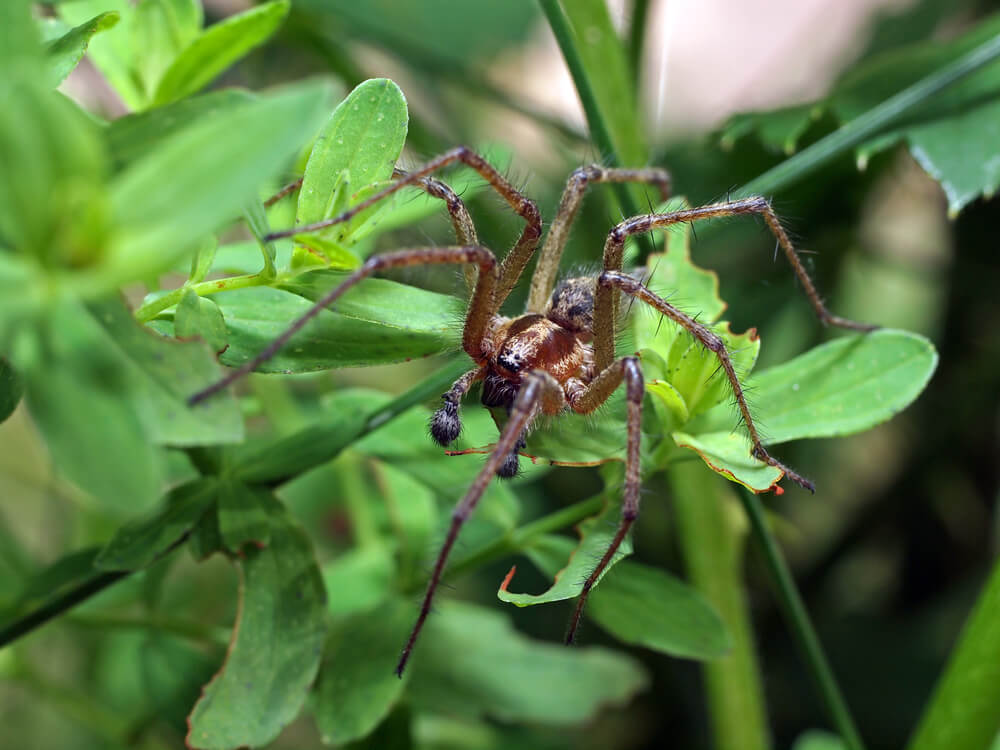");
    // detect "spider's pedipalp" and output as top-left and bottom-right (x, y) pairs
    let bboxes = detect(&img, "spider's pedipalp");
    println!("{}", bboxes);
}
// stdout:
(429, 368), (484, 447)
